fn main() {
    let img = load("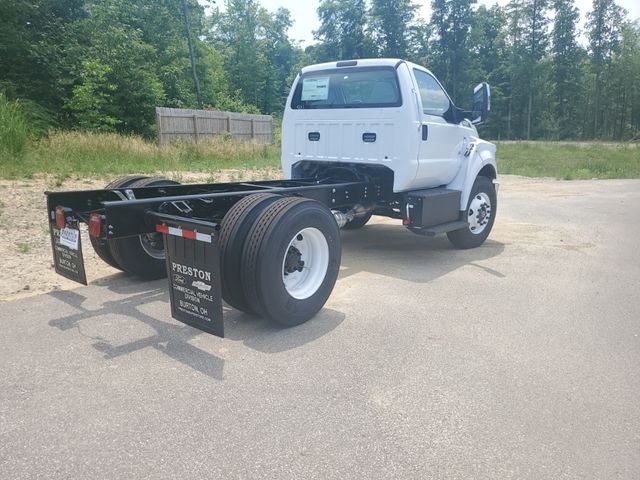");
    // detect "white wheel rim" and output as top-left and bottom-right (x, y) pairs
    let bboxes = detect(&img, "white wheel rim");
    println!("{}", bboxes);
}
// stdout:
(282, 227), (329, 300)
(139, 233), (166, 259)
(468, 192), (492, 235)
